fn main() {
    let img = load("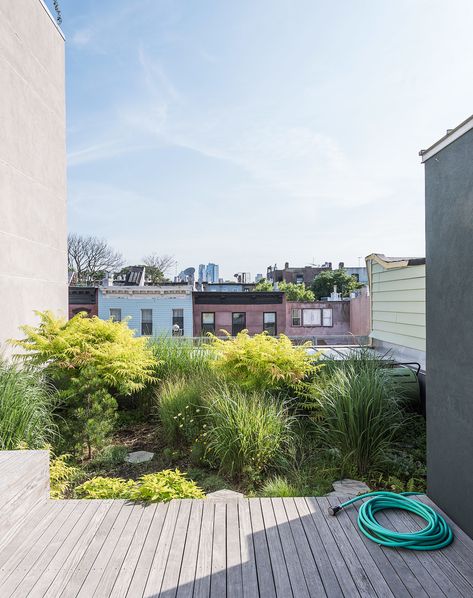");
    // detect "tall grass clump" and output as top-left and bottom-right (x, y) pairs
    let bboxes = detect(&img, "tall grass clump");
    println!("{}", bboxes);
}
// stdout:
(149, 336), (213, 382)
(204, 384), (295, 480)
(157, 376), (207, 445)
(314, 362), (405, 475)
(0, 361), (57, 449)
